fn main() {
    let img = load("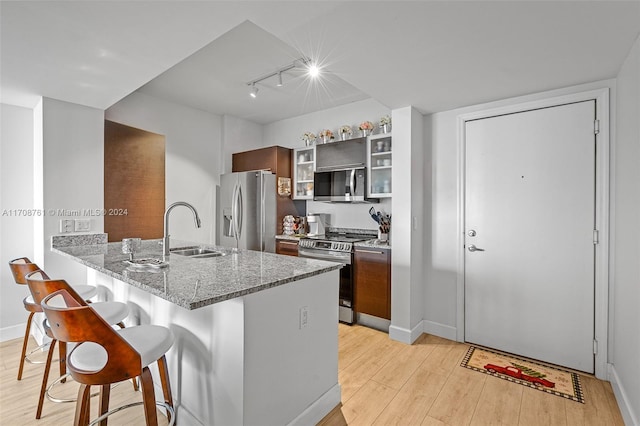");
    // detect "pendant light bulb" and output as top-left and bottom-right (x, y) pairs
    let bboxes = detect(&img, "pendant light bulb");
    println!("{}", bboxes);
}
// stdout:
(249, 83), (258, 98)
(276, 72), (283, 87)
